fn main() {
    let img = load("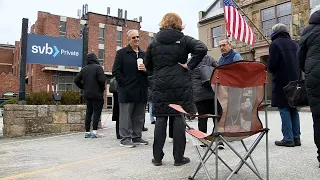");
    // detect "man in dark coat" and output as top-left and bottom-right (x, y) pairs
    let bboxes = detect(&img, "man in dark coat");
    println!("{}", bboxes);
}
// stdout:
(268, 23), (301, 147)
(297, 7), (320, 167)
(112, 29), (149, 148)
(74, 53), (106, 138)
(145, 12), (207, 166)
